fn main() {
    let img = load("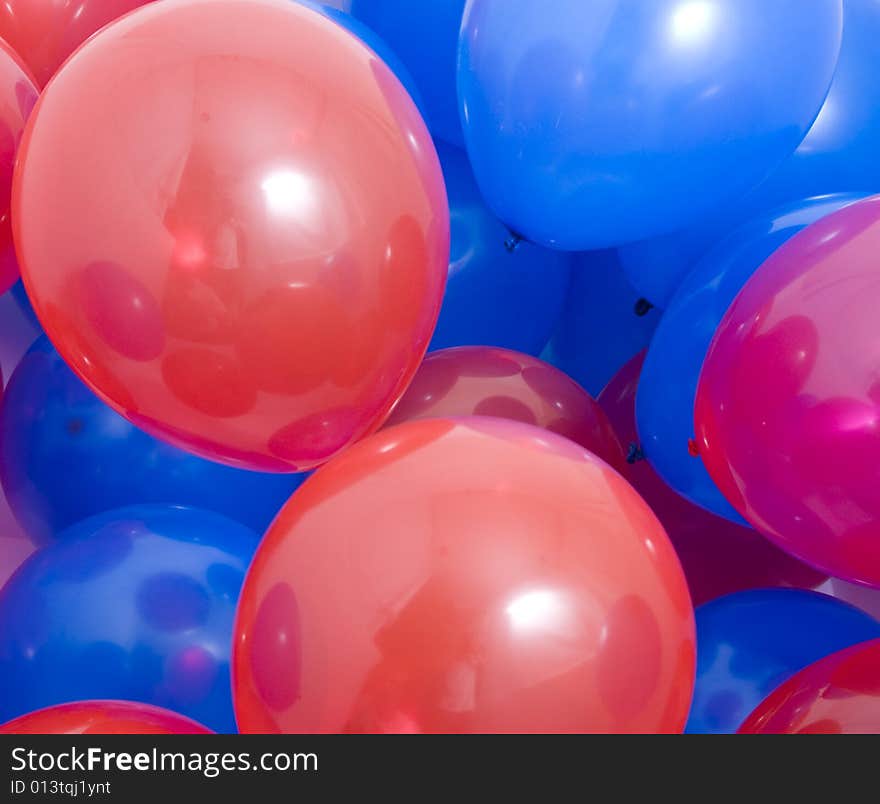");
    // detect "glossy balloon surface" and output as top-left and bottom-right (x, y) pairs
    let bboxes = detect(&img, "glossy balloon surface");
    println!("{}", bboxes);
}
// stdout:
(0, 700), (212, 734)
(0, 505), (258, 732)
(350, 0), (466, 145)
(233, 418), (695, 733)
(458, 0), (843, 249)
(740, 637), (880, 734)
(430, 142), (571, 356)
(619, 0), (880, 307)
(1, 336), (306, 545)
(599, 353), (825, 606)
(688, 589), (880, 734)
(0, 40), (37, 295)
(386, 346), (624, 471)
(14, 0), (449, 472)
(695, 195), (880, 586)
(638, 193), (865, 523)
